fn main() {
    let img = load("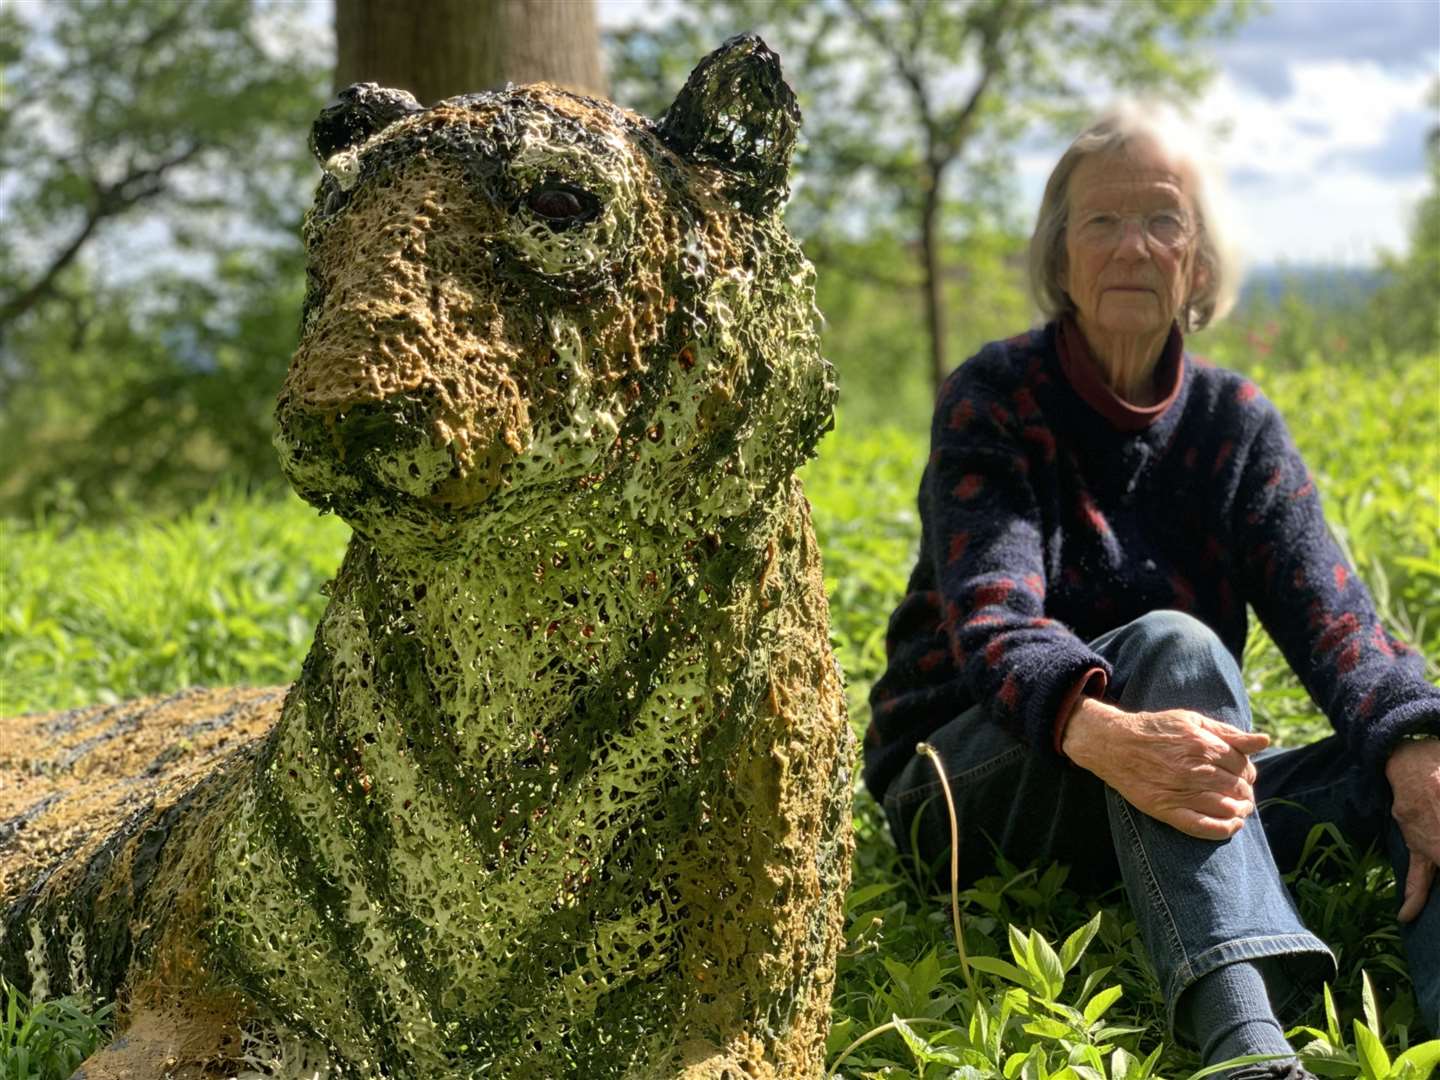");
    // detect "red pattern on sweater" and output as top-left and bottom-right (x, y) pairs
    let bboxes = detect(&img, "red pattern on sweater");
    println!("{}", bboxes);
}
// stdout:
(953, 474), (984, 500)
(1023, 425), (1057, 462)
(947, 531), (970, 564)
(975, 579), (1015, 607)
